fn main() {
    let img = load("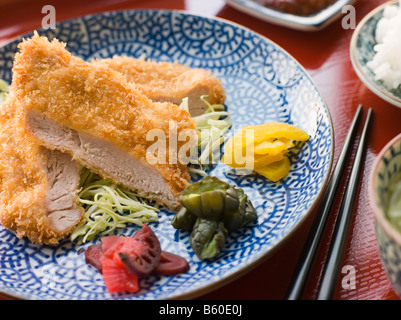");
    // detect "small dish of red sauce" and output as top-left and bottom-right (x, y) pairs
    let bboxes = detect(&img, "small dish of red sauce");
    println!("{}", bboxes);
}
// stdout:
(253, 0), (337, 16)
